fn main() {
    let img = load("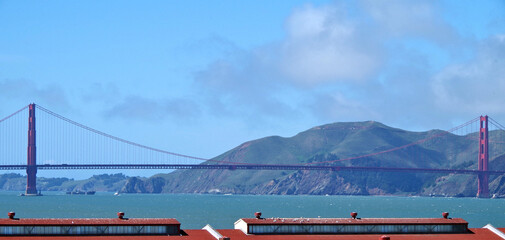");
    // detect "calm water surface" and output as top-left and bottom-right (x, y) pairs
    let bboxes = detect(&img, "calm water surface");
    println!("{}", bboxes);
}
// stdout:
(0, 191), (503, 229)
